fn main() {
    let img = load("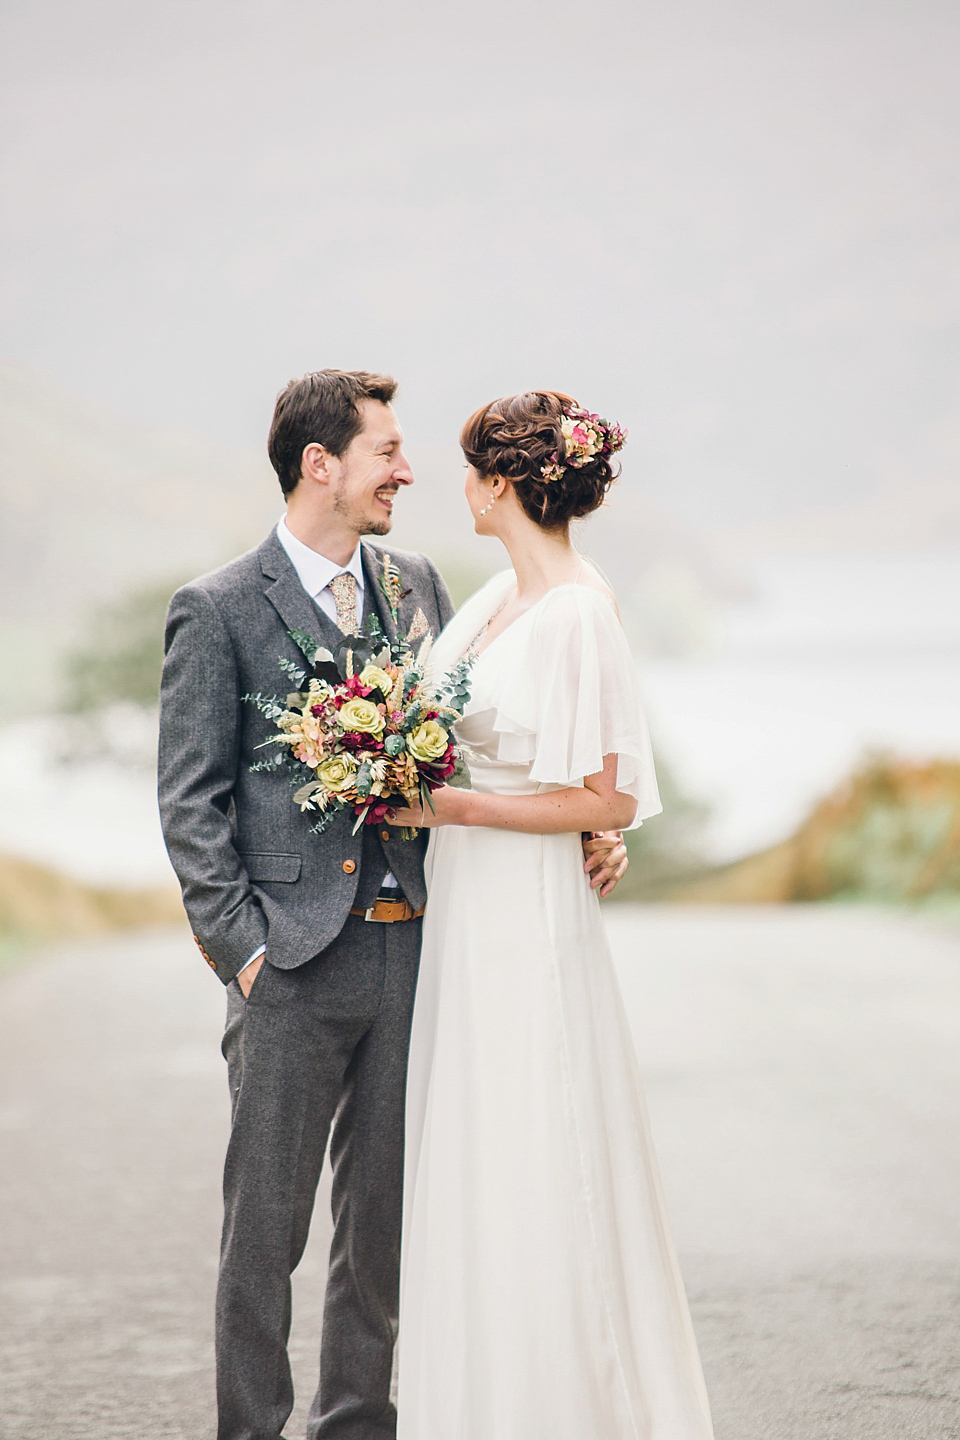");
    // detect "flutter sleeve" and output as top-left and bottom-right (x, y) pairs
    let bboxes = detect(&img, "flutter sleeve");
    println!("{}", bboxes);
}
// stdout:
(489, 585), (662, 827)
